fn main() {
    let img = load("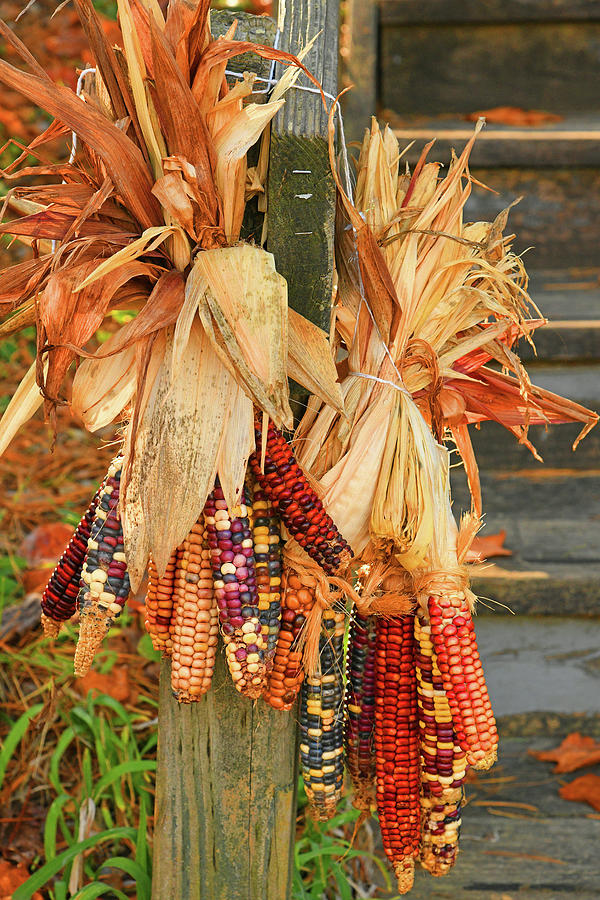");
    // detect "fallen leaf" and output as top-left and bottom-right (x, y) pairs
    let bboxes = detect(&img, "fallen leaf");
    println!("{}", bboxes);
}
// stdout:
(20, 523), (74, 566)
(559, 774), (600, 812)
(466, 530), (512, 562)
(76, 664), (136, 704)
(529, 732), (600, 773)
(465, 106), (563, 126)
(0, 859), (43, 899)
